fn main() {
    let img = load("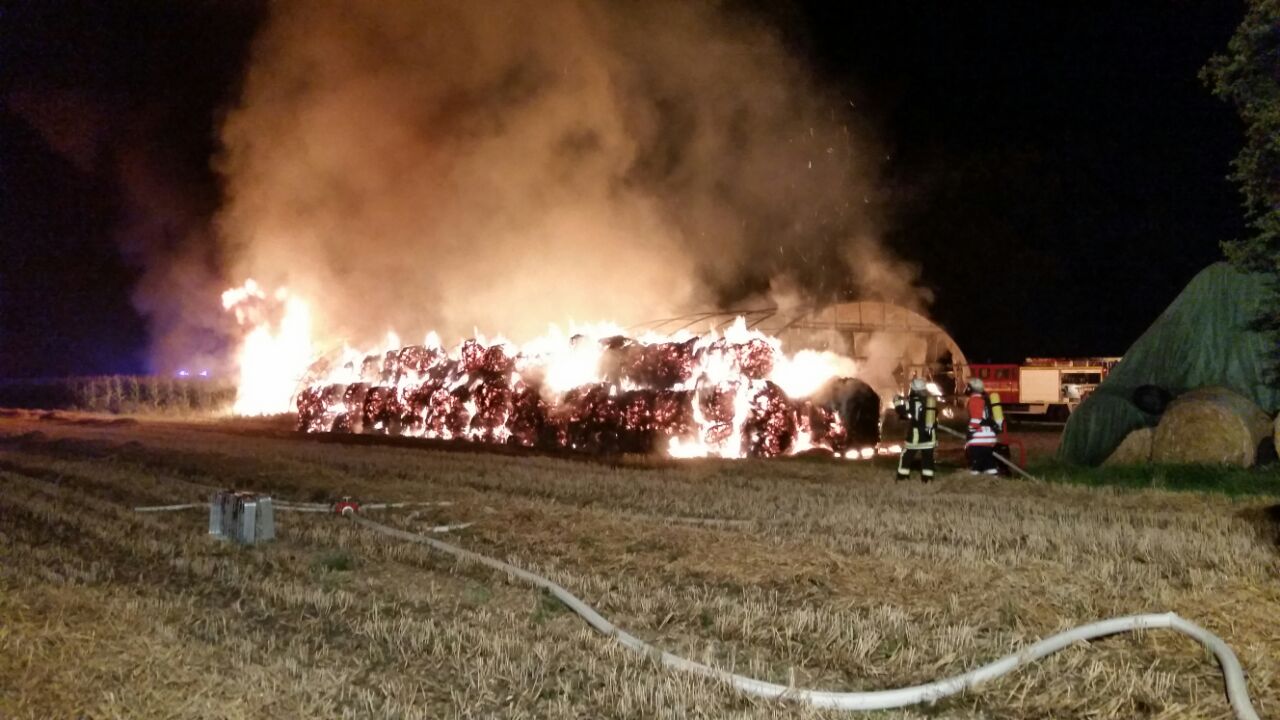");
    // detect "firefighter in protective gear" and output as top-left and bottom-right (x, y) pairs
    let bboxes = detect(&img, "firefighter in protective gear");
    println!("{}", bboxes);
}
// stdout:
(893, 377), (937, 482)
(965, 377), (1004, 474)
